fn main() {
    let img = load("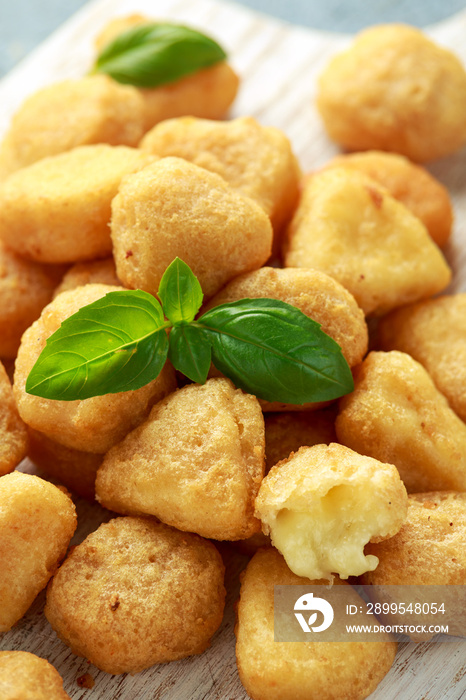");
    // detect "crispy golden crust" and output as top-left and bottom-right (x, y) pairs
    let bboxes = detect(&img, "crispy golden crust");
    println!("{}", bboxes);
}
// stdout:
(0, 472), (76, 633)
(235, 547), (397, 700)
(327, 151), (453, 247)
(96, 378), (265, 540)
(0, 146), (157, 264)
(336, 351), (466, 493)
(53, 258), (121, 298)
(0, 651), (70, 700)
(14, 285), (177, 453)
(45, 517), (226, 674)
(0, 361), (27, 476)
(111, 157), (273, 300)
(316, 24), (466, 162)
(284, 168), (451, 316)
(378, 294), (466, 424)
